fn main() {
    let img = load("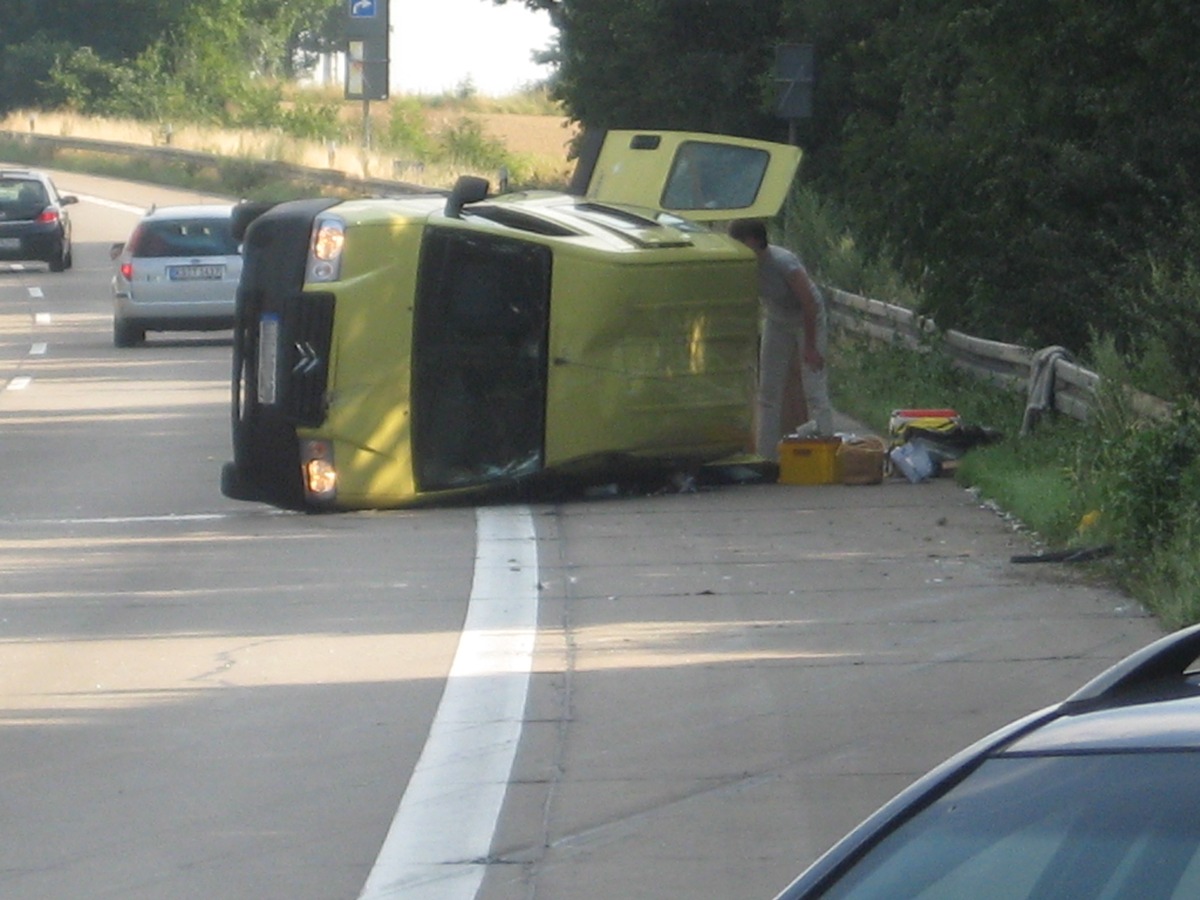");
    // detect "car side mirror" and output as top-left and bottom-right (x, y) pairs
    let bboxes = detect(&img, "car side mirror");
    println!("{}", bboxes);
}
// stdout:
(109, 242), (125, 260)
(60, 195), (79, 206)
